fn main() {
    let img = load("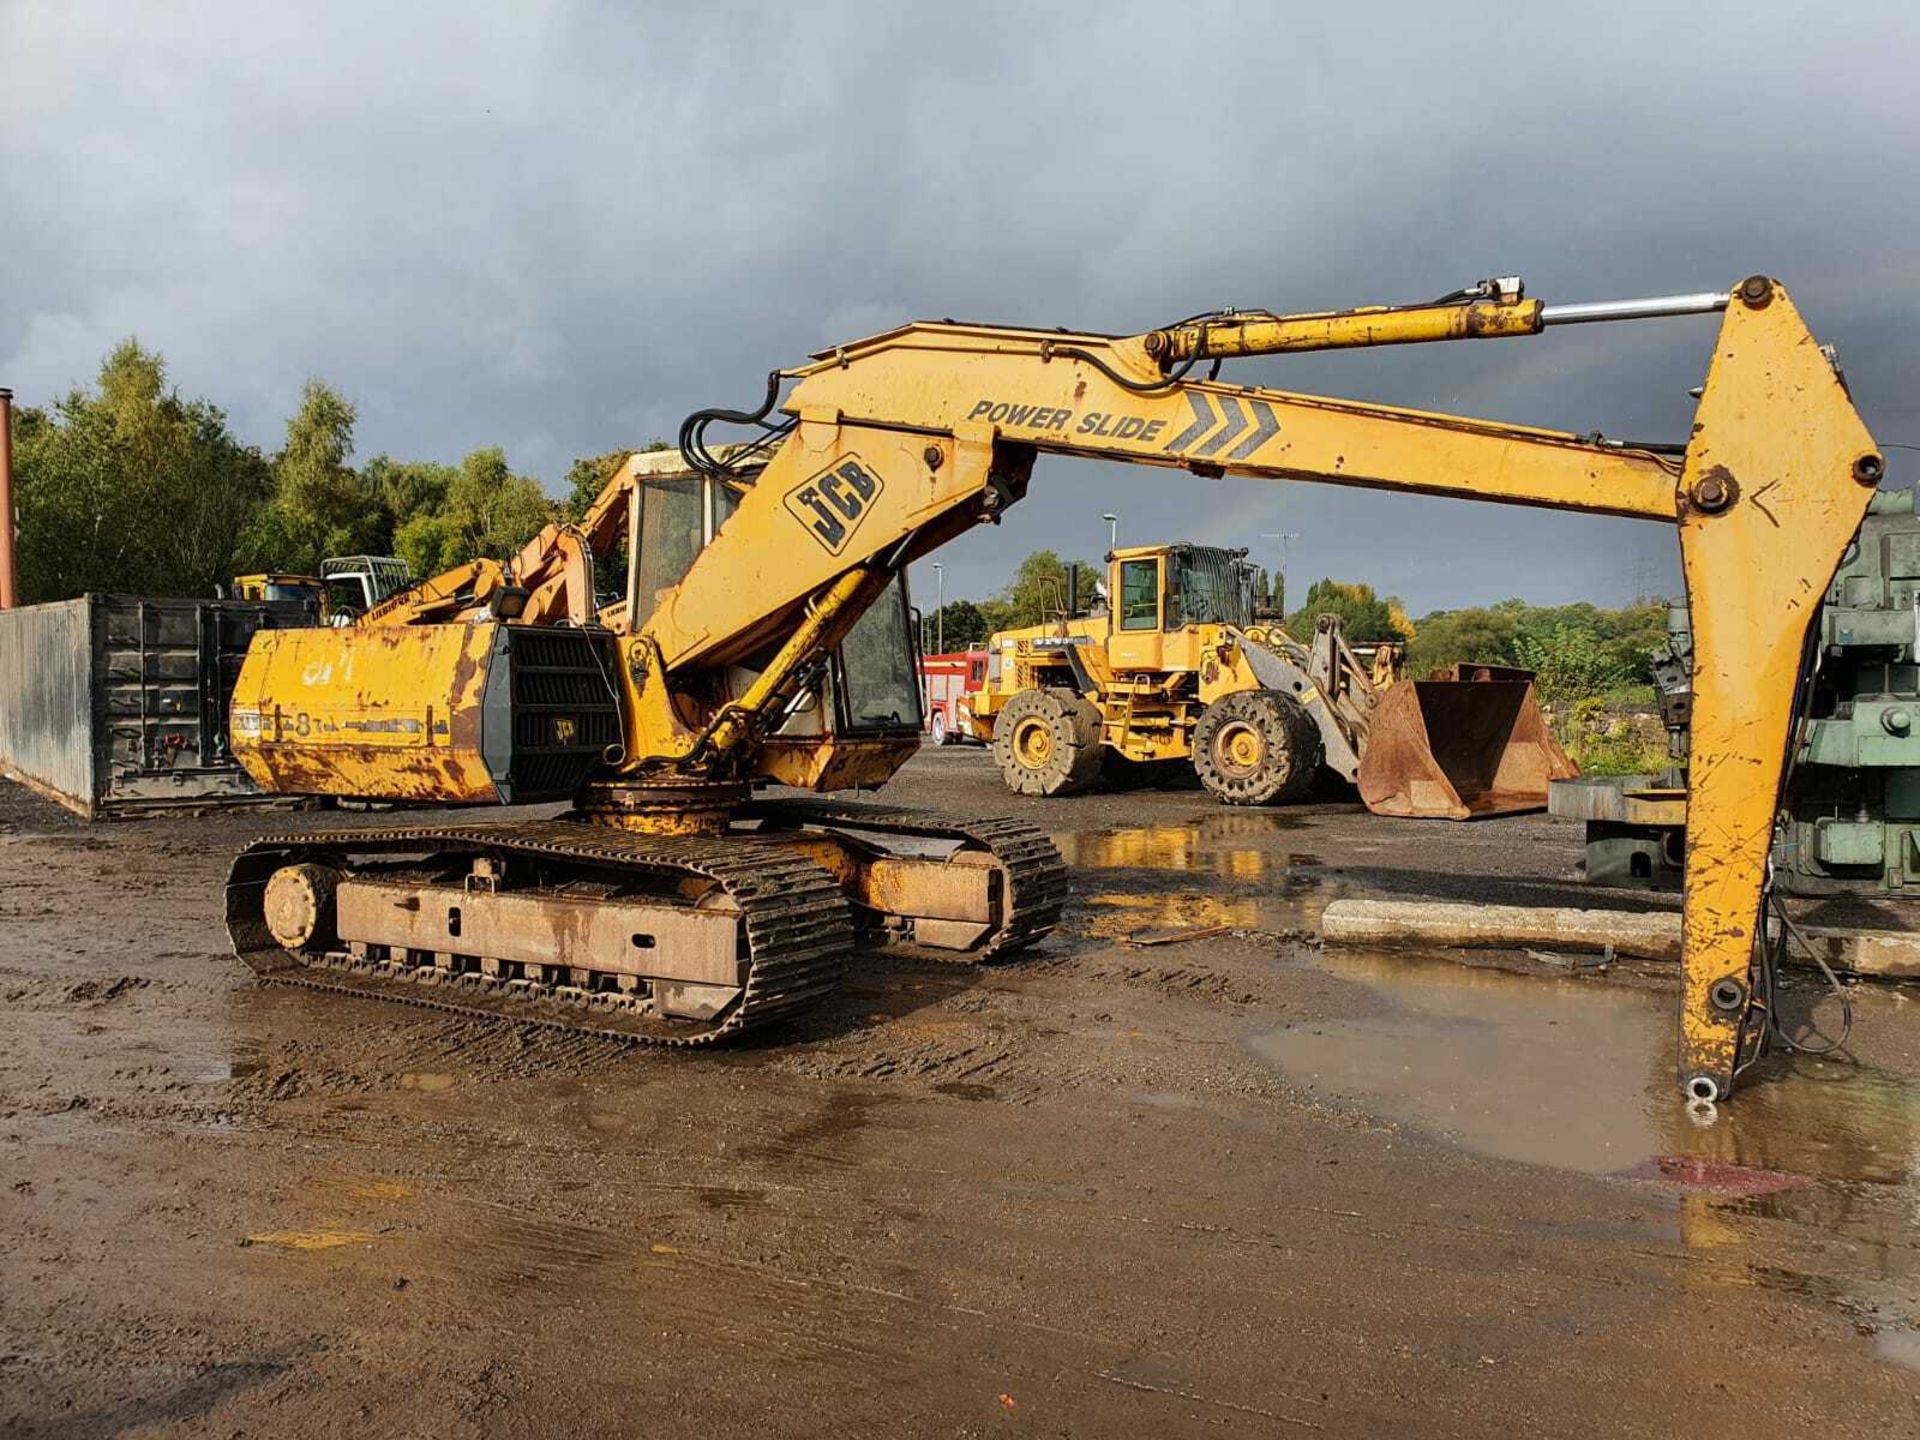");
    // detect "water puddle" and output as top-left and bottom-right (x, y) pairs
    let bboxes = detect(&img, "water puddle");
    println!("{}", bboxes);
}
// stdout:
(1251, 950), (1672, 1174)
(1251, 948), (1920, 1184)
(1248, 946), (1920, 1350)
(1054, 813), (1319, 885)
(1082, 891), (1309, 940)
(1062, 817), (1345, 937)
